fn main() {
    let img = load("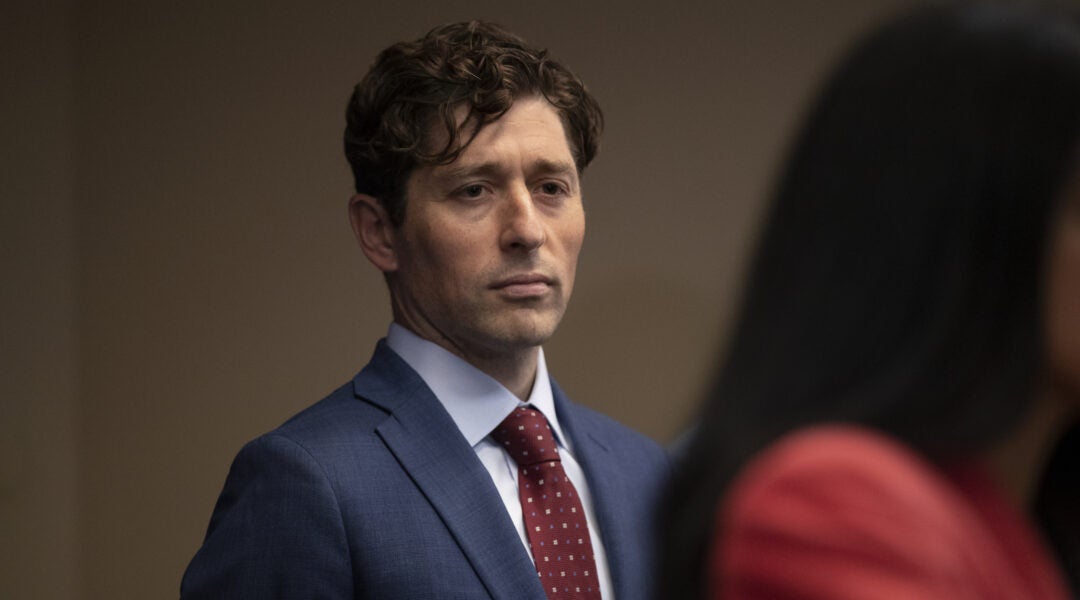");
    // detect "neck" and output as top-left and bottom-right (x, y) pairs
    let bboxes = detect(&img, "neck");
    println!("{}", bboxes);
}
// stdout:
(979, 386), (1076, 509)
(389, 293), (545, 400)
(467, 348), (539, 401)
(391, 314), (541, 400)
